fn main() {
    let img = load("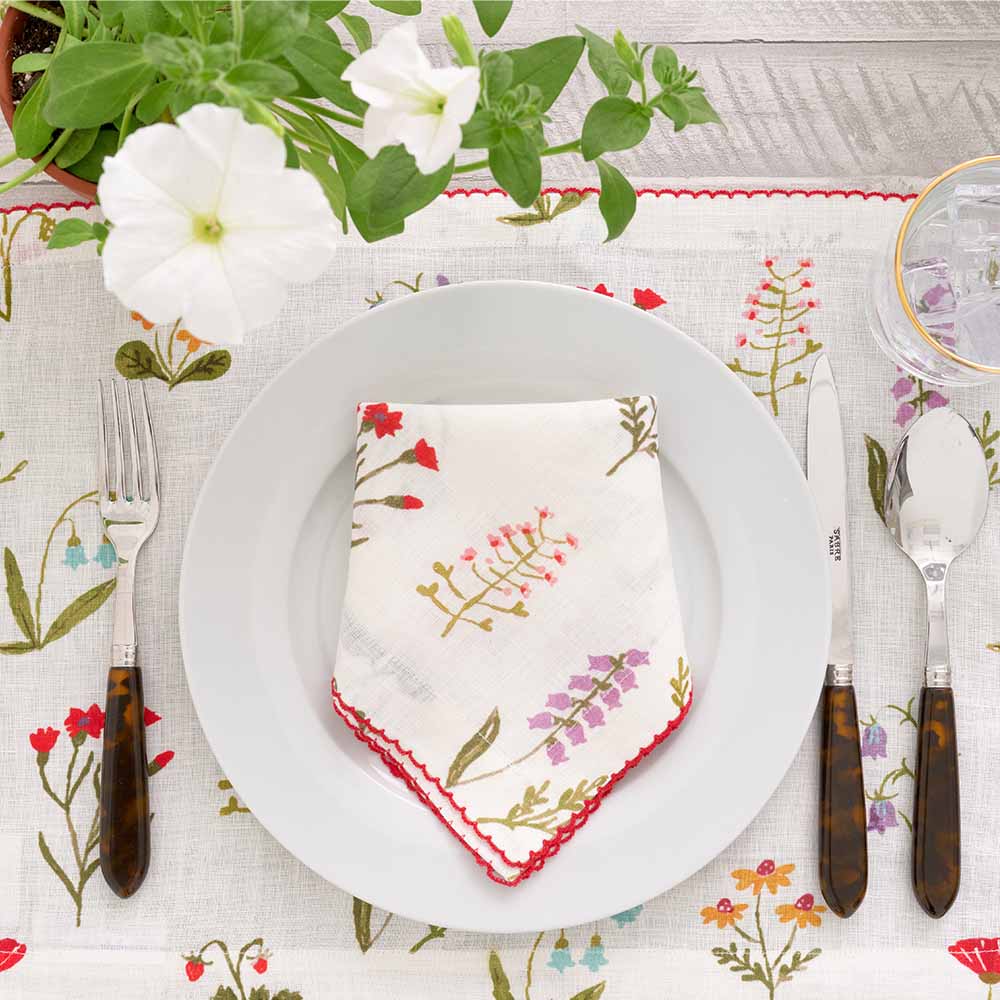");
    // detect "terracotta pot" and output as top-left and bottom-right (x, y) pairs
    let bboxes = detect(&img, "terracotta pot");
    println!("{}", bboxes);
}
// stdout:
(0, 6), (97, 199)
